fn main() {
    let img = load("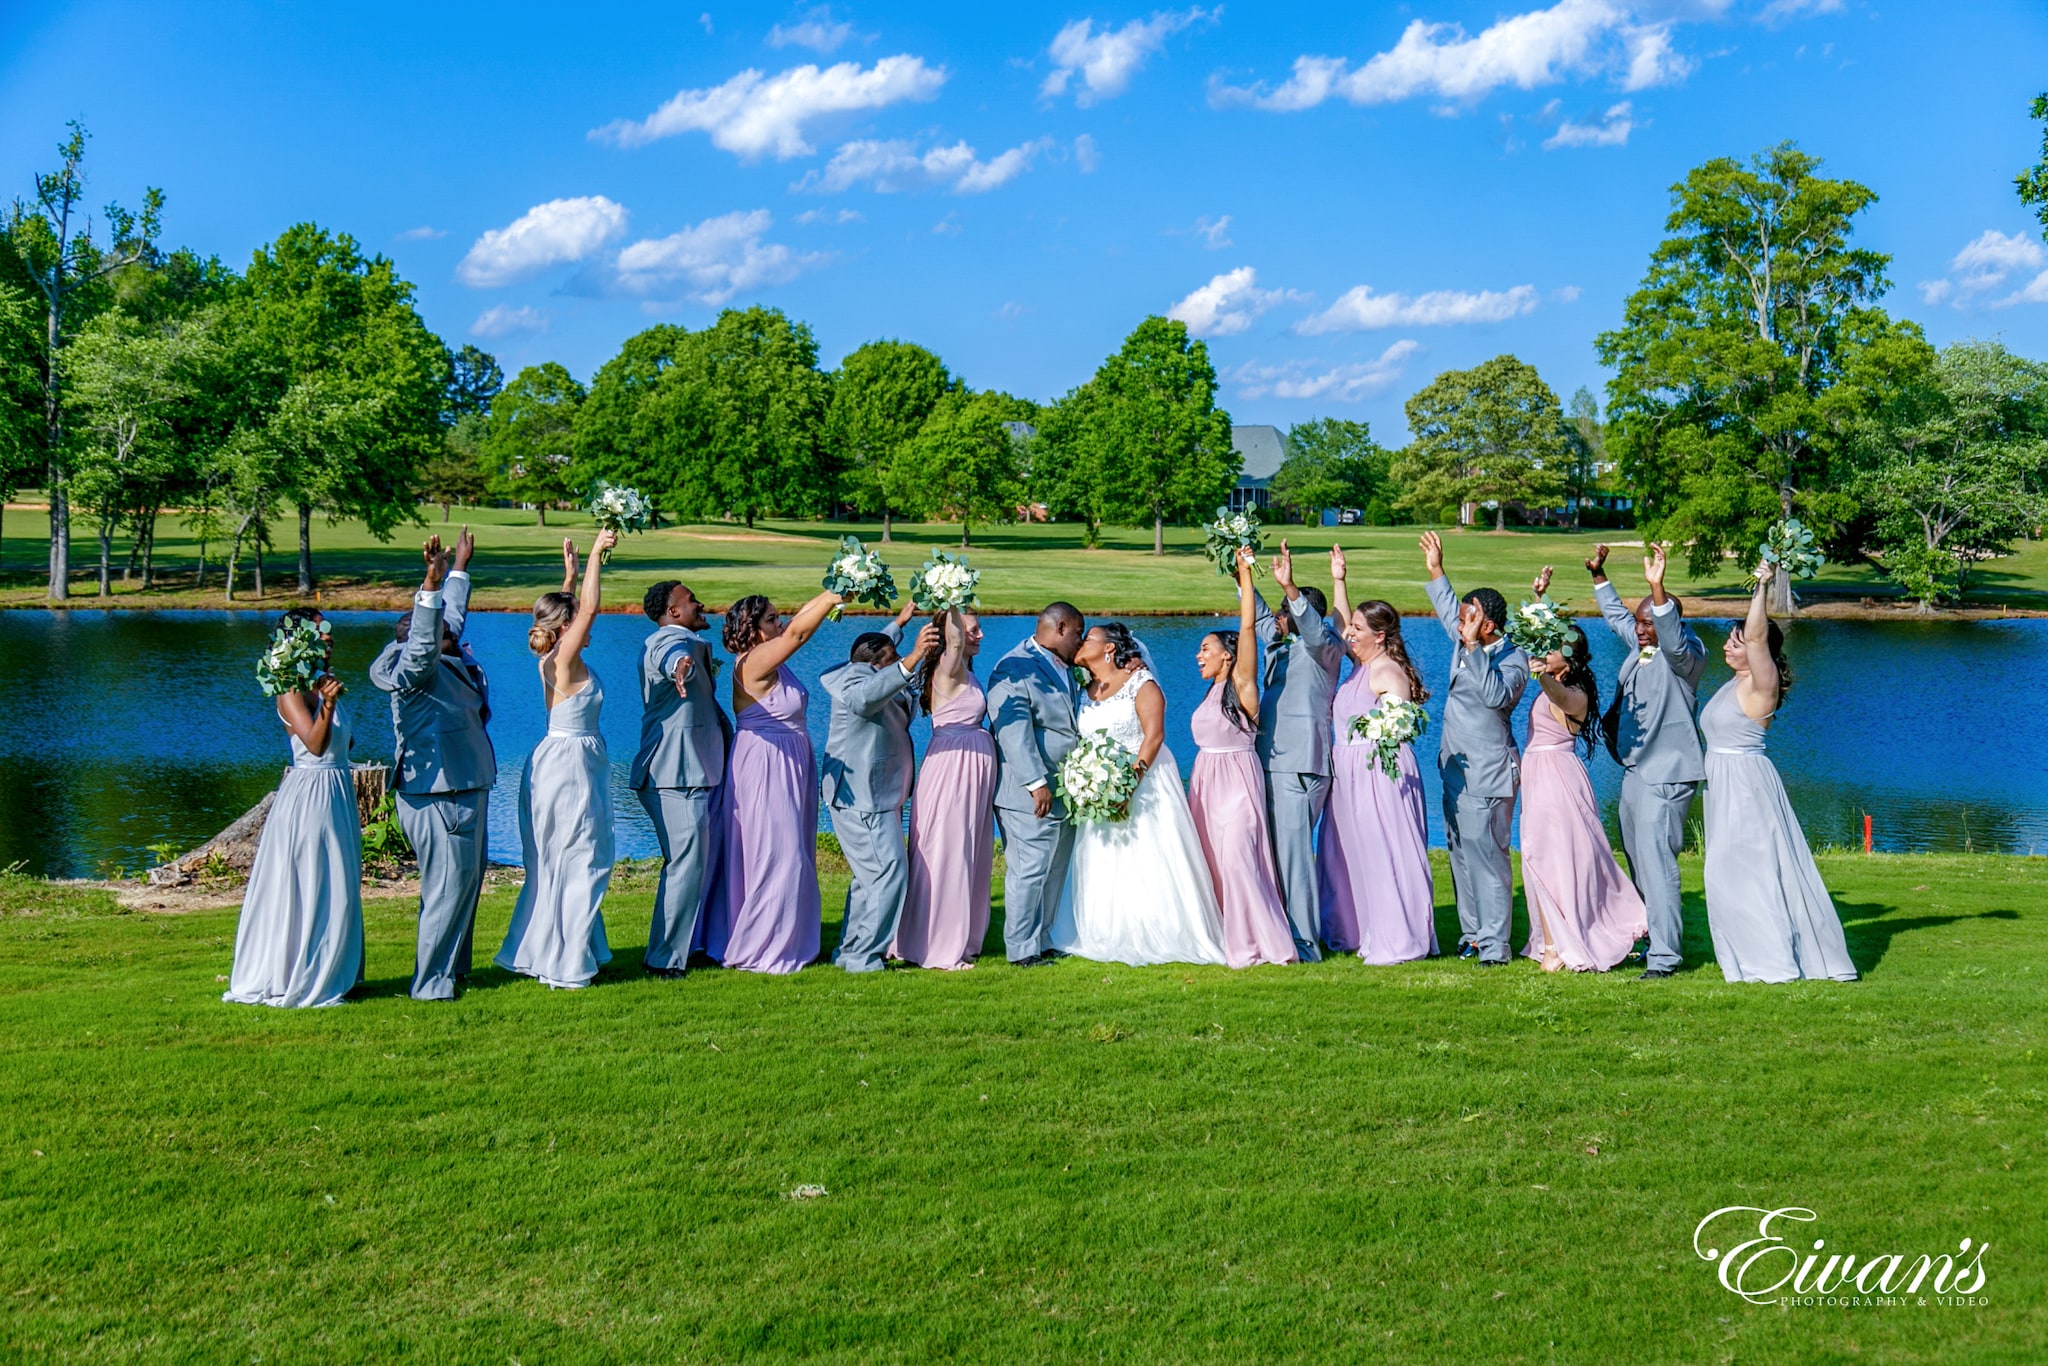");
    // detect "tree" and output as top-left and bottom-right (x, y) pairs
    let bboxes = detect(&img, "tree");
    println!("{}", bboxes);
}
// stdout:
(574, 323), (691, 515)
(486, 363), (585, 524)
(0, 279), (41, 569)
(421, 411), (494, 520)
(826, 339), (954, 539)
(445, 344), (503, 421)
(1561, 387), (1606, 527)
(1268, 417), (1388, 523)
(3, 121), (162, 598)
(2018, 93), (2048, 240)
(1091, 316), (1238, 555)
(1030, 381), (1116, 547)
(900, 391), (1023, 547)
(1391, 355), (1569, 530)
(1597, 143), (1893, 613)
